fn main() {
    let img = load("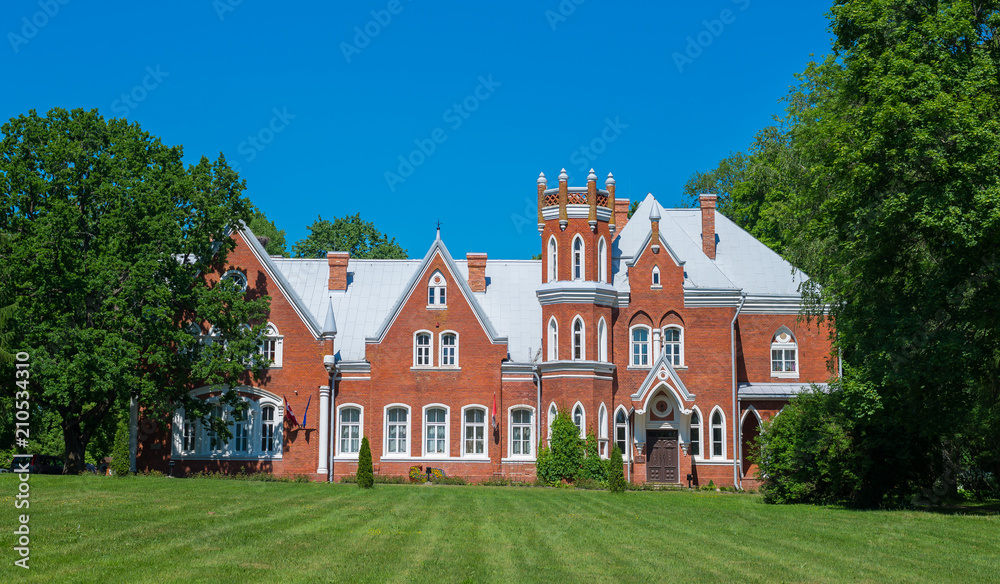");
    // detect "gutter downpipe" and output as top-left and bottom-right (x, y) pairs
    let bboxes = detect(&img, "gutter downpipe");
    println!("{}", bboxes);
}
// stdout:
(732, 291), (747, 490)
(326, 363), (336, 484)
(534, 367), (541, 463)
